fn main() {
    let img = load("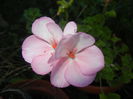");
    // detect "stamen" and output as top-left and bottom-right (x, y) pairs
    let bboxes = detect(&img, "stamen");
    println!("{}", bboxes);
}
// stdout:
(52, 42), (57, 49)
(68, 51), (75, 58)
(51, 39), (57, 49)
